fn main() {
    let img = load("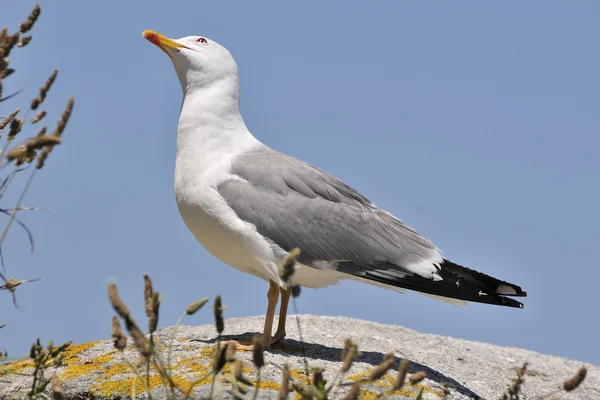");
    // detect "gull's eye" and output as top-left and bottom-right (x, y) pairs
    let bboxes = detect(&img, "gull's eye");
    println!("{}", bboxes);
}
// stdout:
(196, 37), (208, 44)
